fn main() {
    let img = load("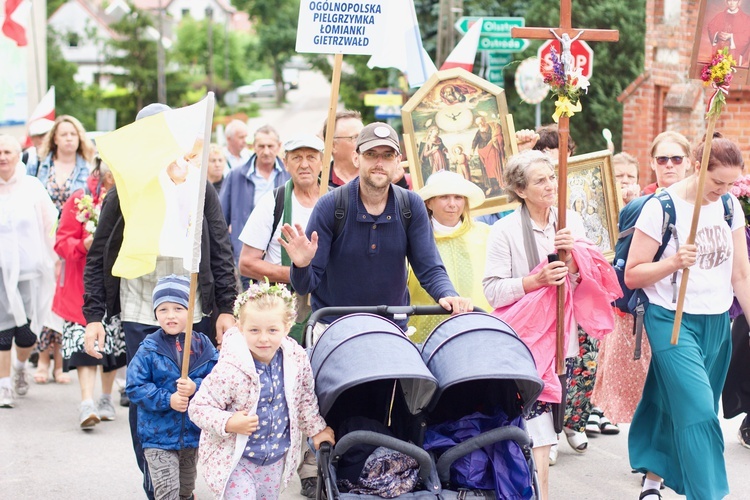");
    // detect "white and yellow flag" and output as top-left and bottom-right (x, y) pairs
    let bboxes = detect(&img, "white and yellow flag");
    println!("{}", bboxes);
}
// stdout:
(96, 95), (214, 279)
